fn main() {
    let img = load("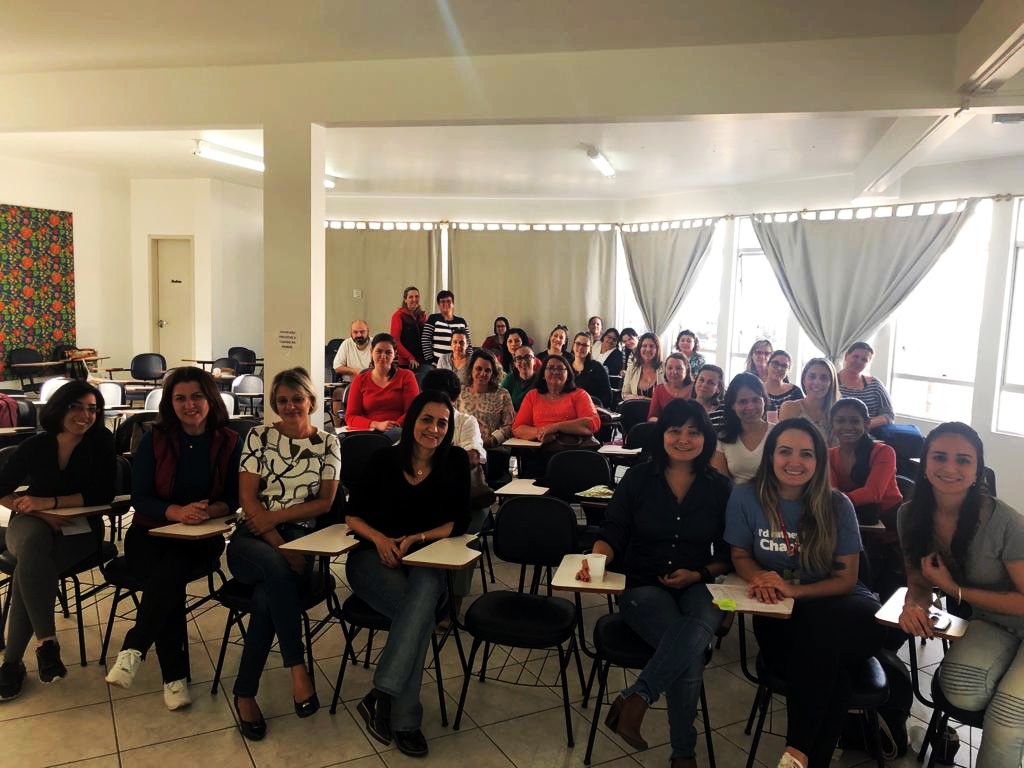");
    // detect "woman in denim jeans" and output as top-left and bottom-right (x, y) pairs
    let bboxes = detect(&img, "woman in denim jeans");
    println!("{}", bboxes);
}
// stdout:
(576, 398), (732, 768)
(345, 390), (470, 758)
(228, 368), (340, 741)
(898, 422), (1024, 768)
